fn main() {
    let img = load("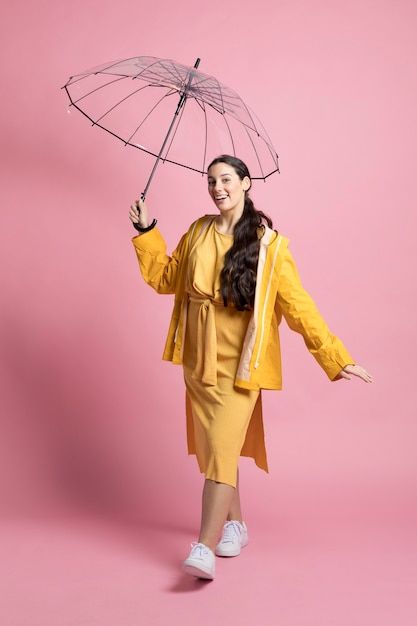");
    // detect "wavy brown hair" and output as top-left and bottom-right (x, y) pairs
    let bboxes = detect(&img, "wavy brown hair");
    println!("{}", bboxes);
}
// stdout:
(207, 154), (274, 311)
